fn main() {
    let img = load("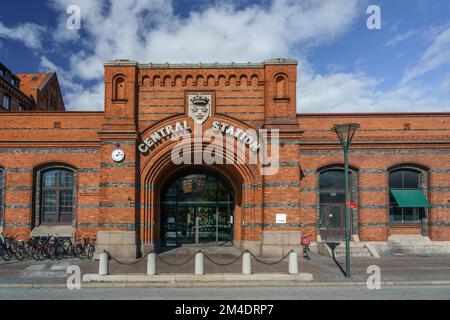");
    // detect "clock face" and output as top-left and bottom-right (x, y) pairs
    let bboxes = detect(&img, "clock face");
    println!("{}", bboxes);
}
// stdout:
(111, 148), (125, 162)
